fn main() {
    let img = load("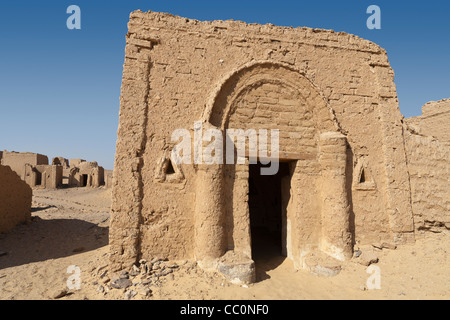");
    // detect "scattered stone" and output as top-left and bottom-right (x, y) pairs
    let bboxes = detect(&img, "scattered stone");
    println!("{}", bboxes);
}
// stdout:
(185, 261), (197, 270)
(151, 257), (167, 264)
(150, 257), (161, 264)
(101, 277), (110, 284)
(218, 251), (256, 285)
(124, 290), (137, 300)
(304, 252), (342, 277)
(356, 248), (379, 266)
(95, 264), (108, 274)
(382, 242), (397, 250)
(372, 242), (397, 250)
(52, 289), (69, 299)
(159, 268), (173, 277)
(137, 285), (152, 297)
(130, 264), (140, 276)
(119, 271), (129, 279)
(97, 285), (105, 293)
(142, 278), (152, 286)
(110, 278), (133, 290)
(152, 264), (161, 271)
(154, 260), (163, 267)
(360, 286), (367, 291)
(353, 250), (362, 258)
